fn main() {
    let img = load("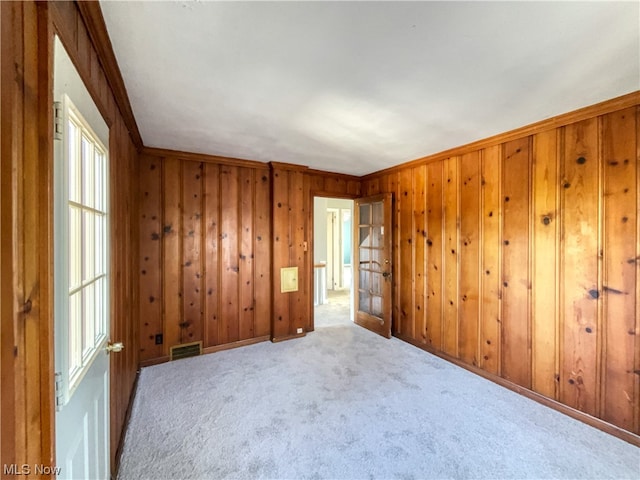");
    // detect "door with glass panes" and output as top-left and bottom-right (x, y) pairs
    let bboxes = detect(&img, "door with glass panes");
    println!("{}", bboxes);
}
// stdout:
(354, 194), (392, 338)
